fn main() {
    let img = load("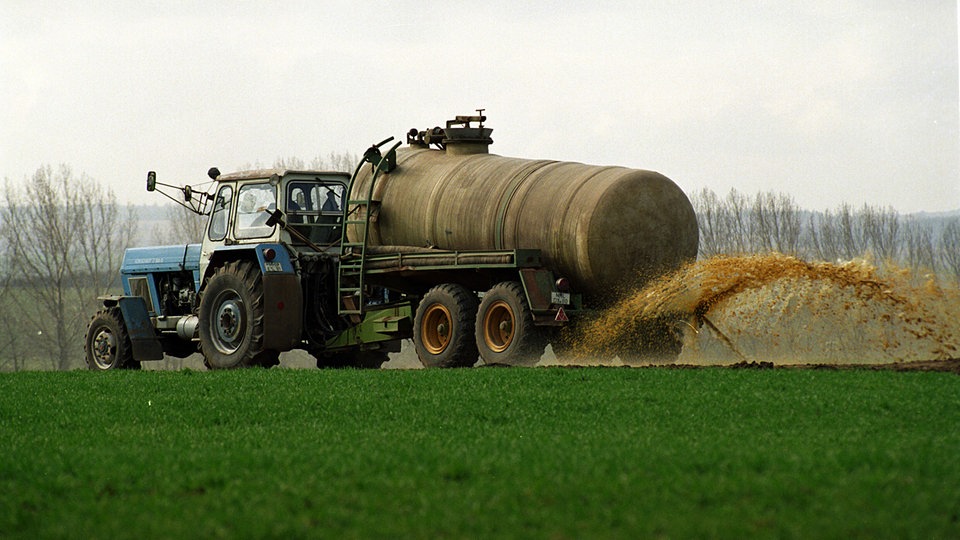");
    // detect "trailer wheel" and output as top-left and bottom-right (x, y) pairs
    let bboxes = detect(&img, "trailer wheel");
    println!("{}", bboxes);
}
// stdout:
(199, 261), (268, 369)
(476, 281), (544, 367)
(85, 308), (140, 370)
(413, 284), (478, 368)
